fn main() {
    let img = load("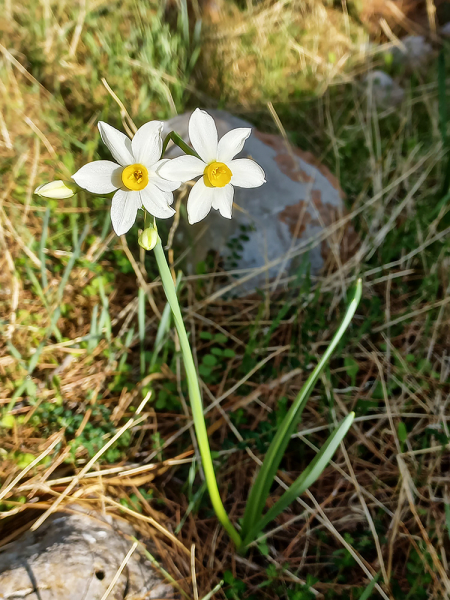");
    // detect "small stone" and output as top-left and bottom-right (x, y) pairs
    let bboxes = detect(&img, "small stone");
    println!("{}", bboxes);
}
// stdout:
(163, 110), (352, 294)
(391, 35), (434, 68)
(441, 22), (450, 37)
(364, 70), (405, 106)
